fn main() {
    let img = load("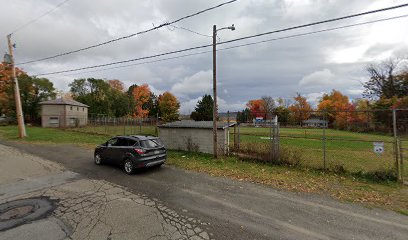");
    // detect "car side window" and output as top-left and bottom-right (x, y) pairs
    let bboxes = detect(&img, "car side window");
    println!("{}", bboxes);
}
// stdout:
(127, 139), (137, 146)
(114, 138), (128, 147)
(107, 138), (118, 146)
